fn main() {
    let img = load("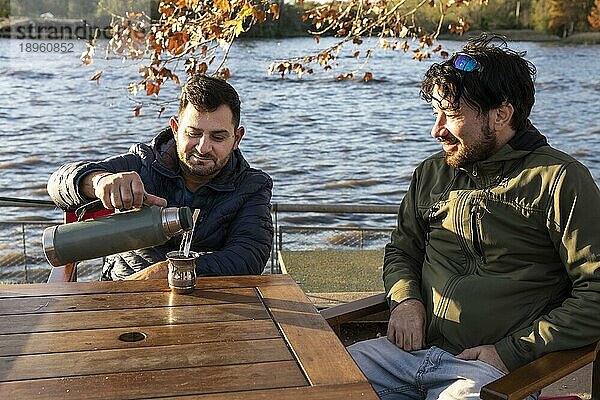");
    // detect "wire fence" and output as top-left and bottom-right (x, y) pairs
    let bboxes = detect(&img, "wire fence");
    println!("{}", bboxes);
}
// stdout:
(272, 203), (397, 253)
(0, 220), (104, 284)
(271, 203), (398, 273)
(278, 226), (394, 250)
